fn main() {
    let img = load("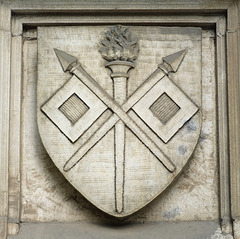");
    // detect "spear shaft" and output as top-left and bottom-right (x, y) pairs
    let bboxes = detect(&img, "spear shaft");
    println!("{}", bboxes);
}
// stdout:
(54, 48), (187, 175)
(62, 63), (175, 173)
